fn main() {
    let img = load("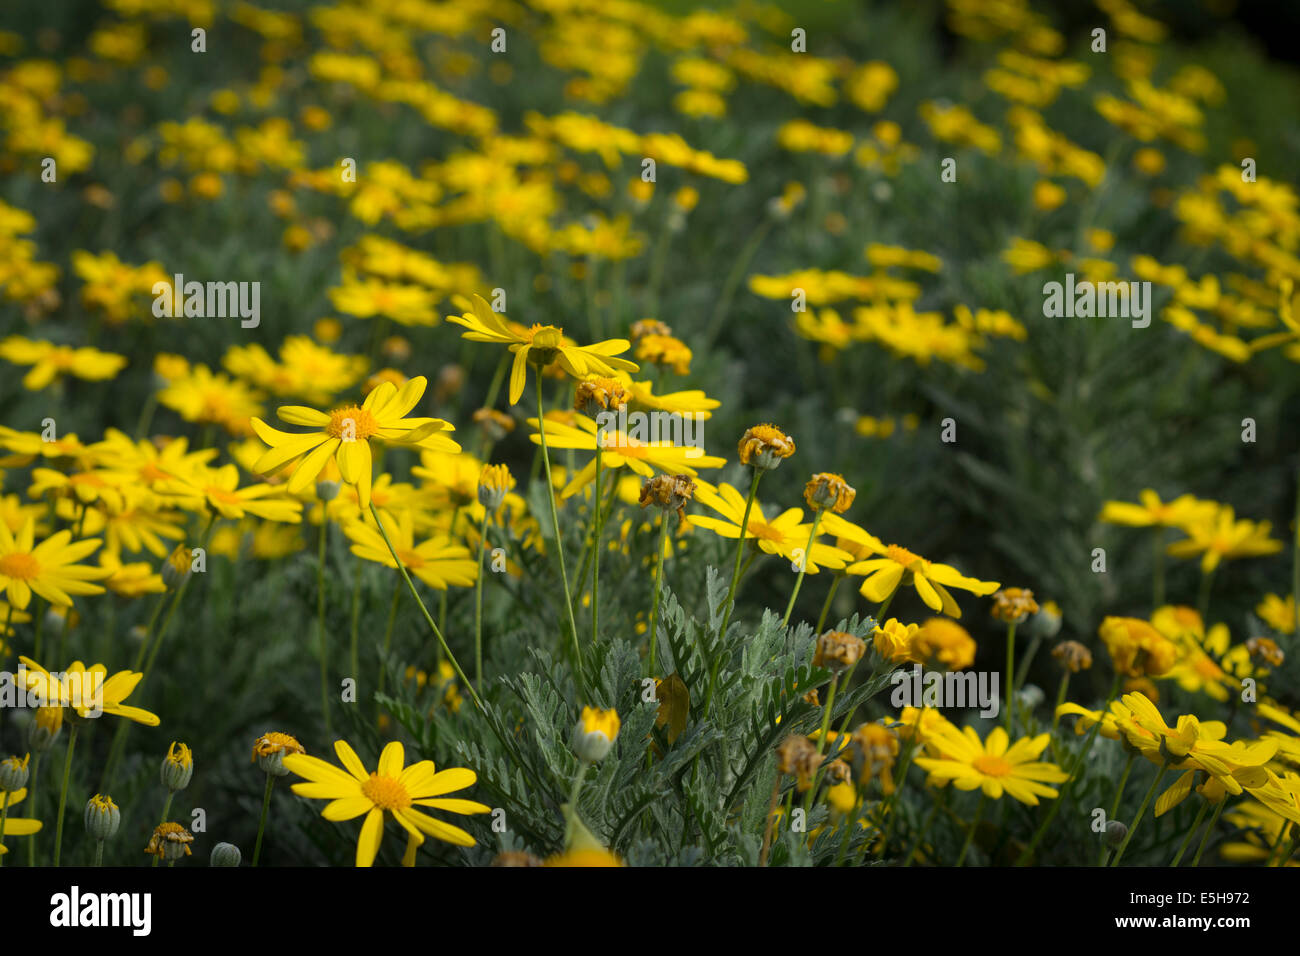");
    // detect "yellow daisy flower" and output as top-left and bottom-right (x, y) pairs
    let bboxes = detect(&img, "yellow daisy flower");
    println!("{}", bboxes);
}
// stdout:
(0, 517), (110, 609)
(249, 376), (458, 510)
(283, 739), (489, 867)
(19, 657), (160, 725)
(0, 336), (127, 390)
(914, 725), (1068, 805)
(447, 294), (637, 405)
(837, 521), (999, 618)
(689, 481), (852, 573)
